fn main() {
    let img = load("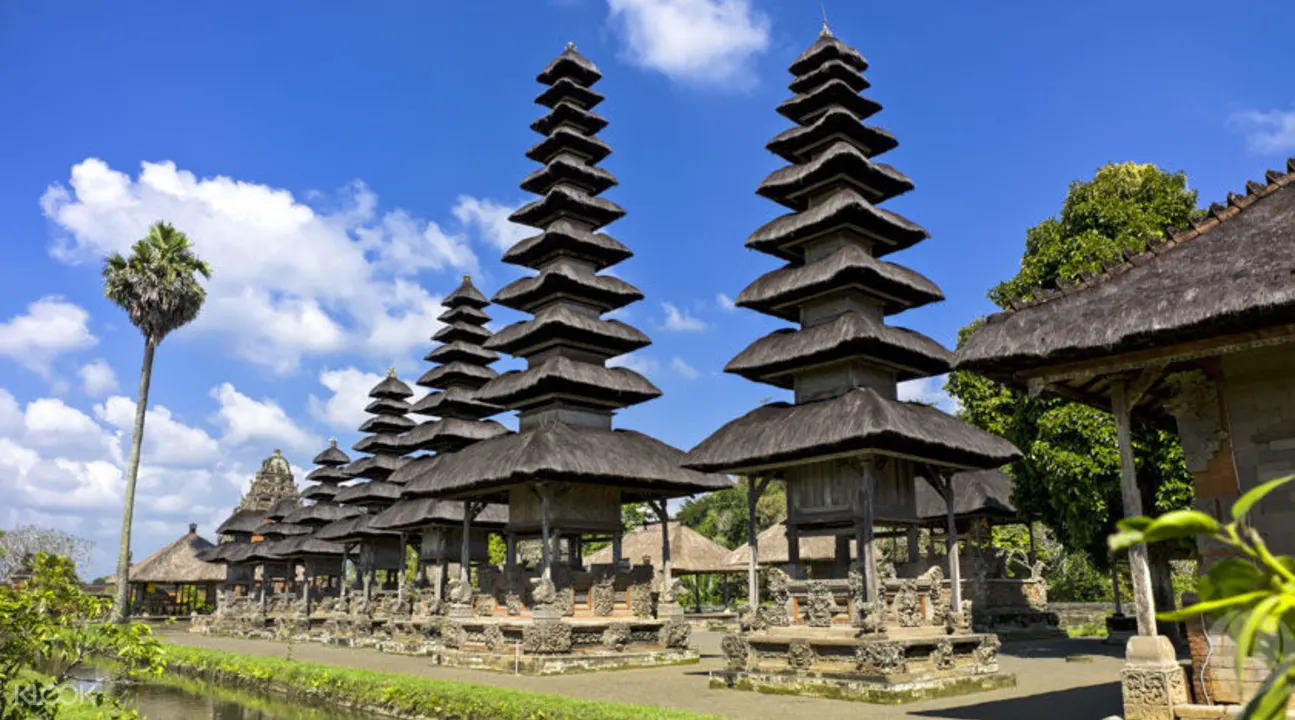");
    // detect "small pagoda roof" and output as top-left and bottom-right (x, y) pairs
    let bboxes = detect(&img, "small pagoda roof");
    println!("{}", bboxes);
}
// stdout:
(334, 480), (404, 505)
(300, 484), (340, 502)
(735, 243), (943, 320)
(305, 465), (351, 484)
(119, 524), (225, 584)
(397, 422), (733, 503)
(438, 304), (491, 326)
(585, 521), (736, 574)
(197, 541), (257, 565)
(364, 397), (413, 416)
(536, 43), (602, 86)
(520, 156), (618, 197)
(311, 439), (350, 467)
(272, 536), (347, 559)
(788, 58), (869, 95)
(492, 261), (643, 313)
(351, 434), (405, 455)
(914, 468), (1018, 525)
(683, 387), (1021, 474)
(343, 454), (407, 481)
(525, 126), (613, 166)
(433, 321), (492, 345)
(357, 413), (417, 435)
(314, 514), (397, 542)
(746, 187), (928, 262)
(535, 77), (603, 110)
(529, 103), (610, 142)
(369, 497), (509, 532)
(263, 498), (300, 521)
(502, 219), (633, 272)
(424, 341), (500, 367)
(725, 524), (853, 567)
(508, 185), (625, 231)
(776, 79), (882, 125)
(444, 275), (490, 309)
(766, 107), (897, 164)
(251, 521), (312, 538)
(725, 311), (952, 387)
(756, 141), (913, 211)
(955, 163), (1295, 410)
(409, 386), (502, 420)
(279, 503), (364, 526)
(788, 30), (869, 76)
(401, 416), (510, 454)
(215, 509), (265, 536)
(416, 361), (498, 391)
(474, 355), (661, 411)
(369, 371), (414, 400)
(486, 306), (651, 358)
